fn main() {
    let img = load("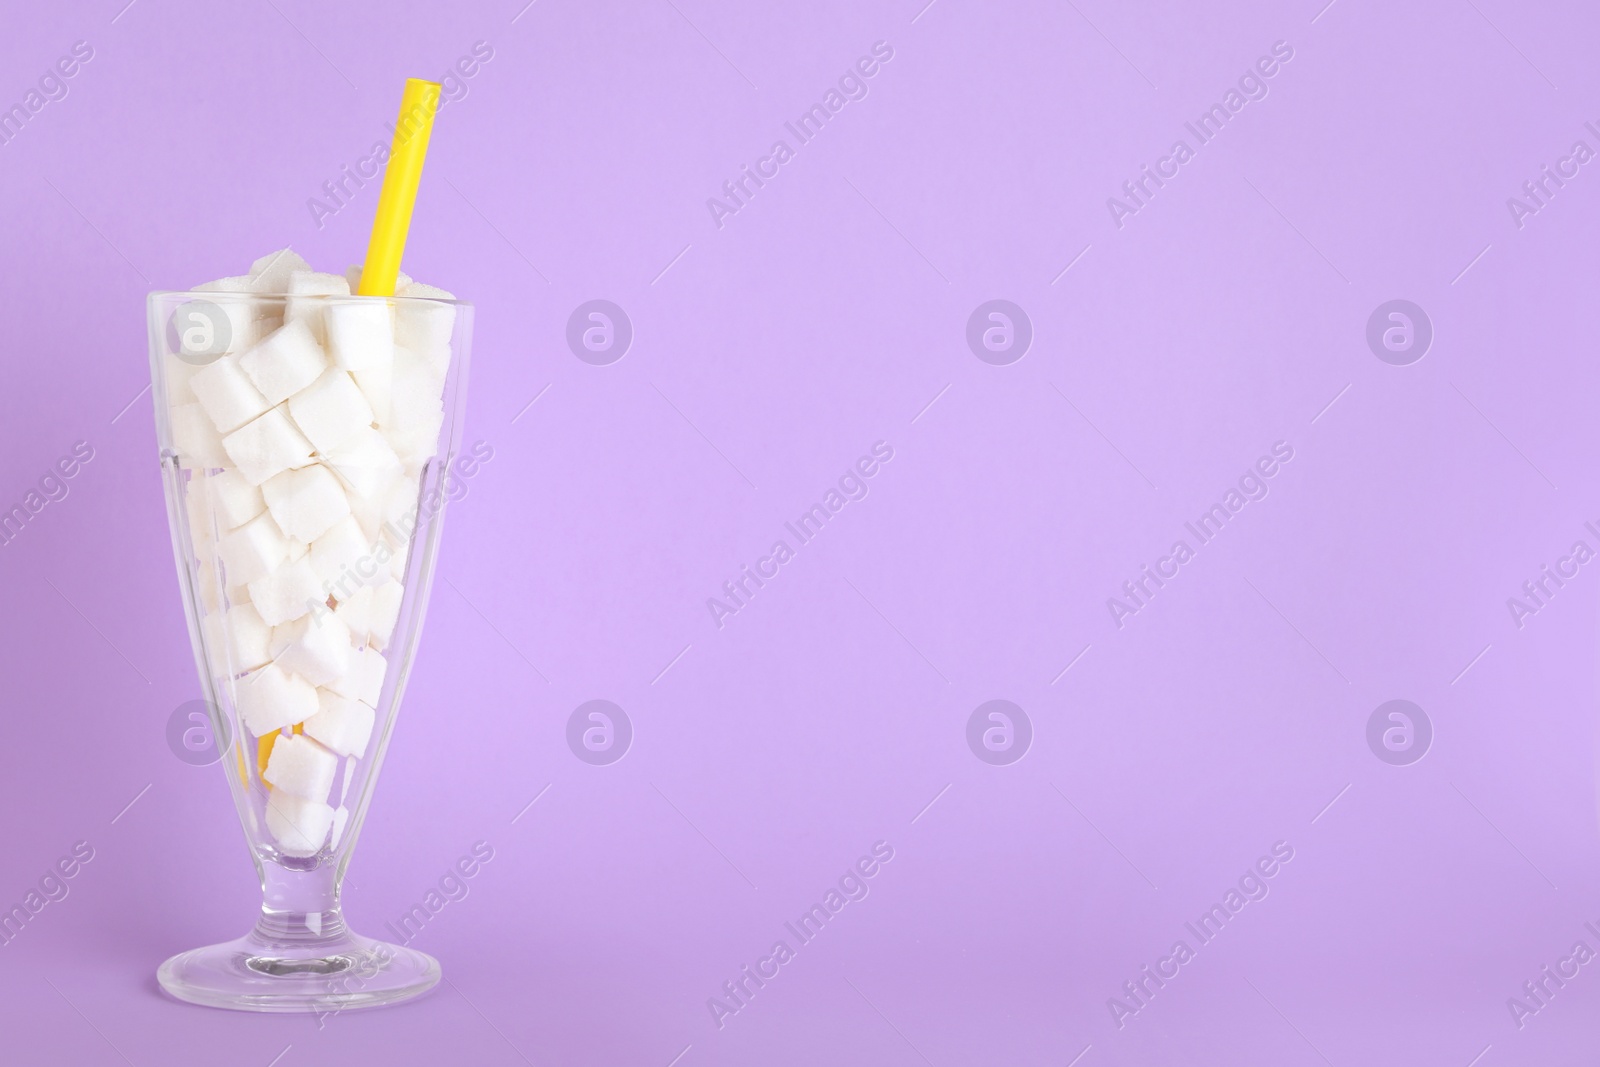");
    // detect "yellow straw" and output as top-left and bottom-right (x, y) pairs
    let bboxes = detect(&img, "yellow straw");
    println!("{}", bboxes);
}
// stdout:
(358, 78), (442, 297)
